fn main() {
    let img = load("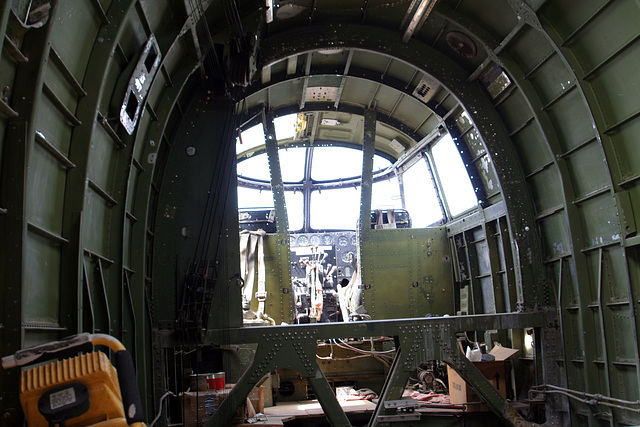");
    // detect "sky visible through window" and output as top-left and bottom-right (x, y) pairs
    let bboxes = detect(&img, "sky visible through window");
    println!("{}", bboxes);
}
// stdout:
(236, 115), (478, 230)
(431, 135), (478, 217)
(403, 159), (443, 227)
